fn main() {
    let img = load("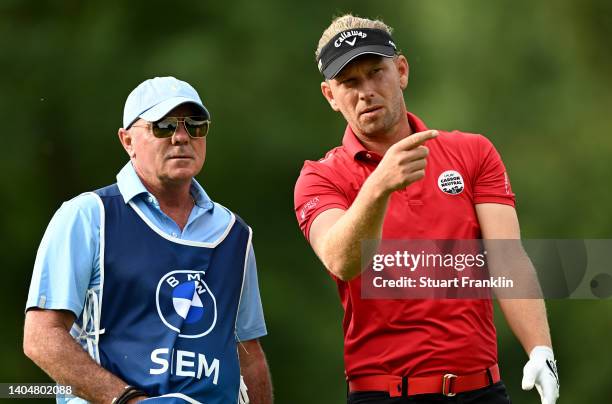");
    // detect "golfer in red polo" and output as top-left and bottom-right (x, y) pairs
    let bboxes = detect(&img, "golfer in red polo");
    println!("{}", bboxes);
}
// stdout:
(294, 14), (559, 404)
